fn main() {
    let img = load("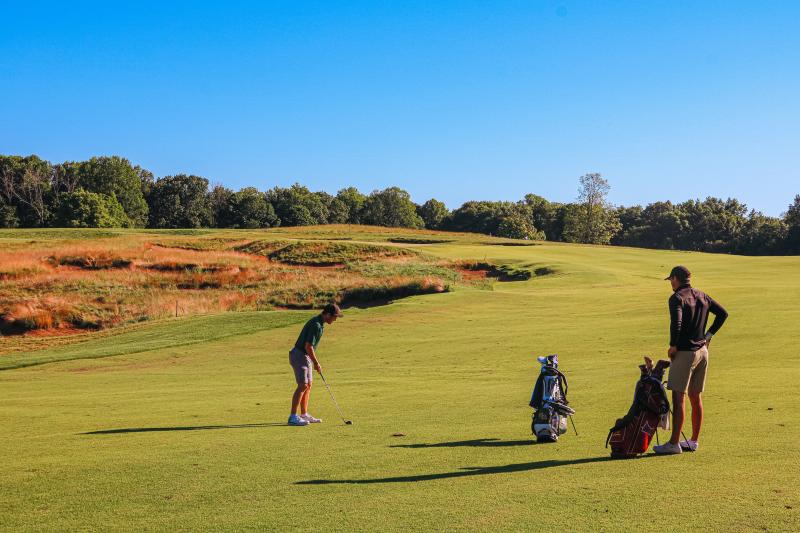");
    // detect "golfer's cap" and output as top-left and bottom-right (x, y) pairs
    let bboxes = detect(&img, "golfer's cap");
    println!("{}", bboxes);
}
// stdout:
(323, 303), (343, 317)
(665, 265), (691, 281)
